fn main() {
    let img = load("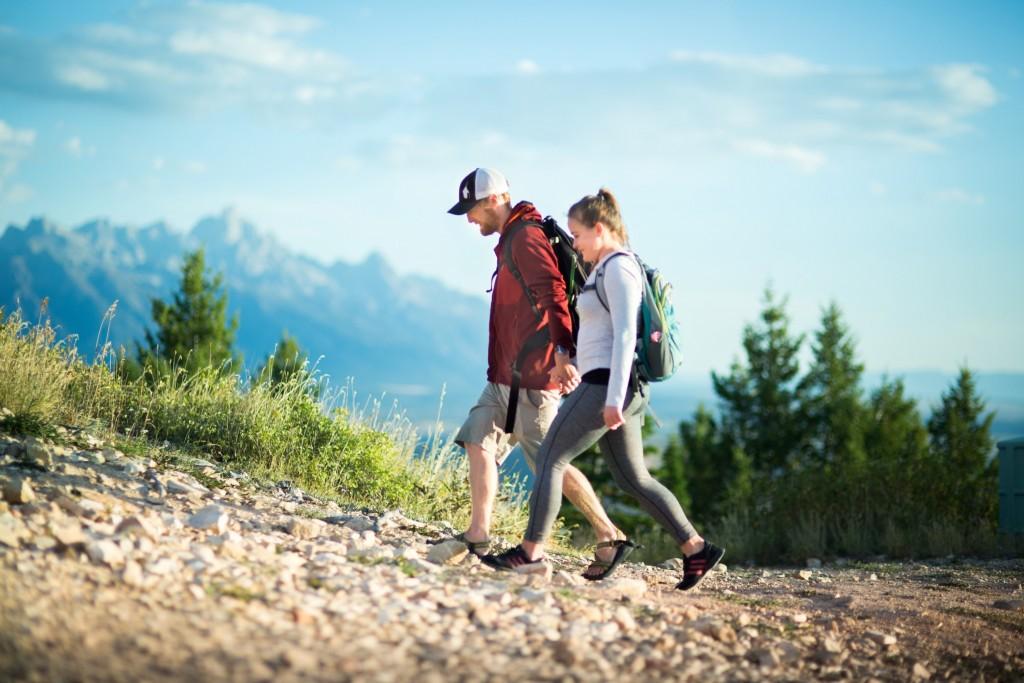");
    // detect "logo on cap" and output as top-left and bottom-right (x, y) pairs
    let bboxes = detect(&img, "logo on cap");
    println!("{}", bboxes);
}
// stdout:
(463, 186), (469, 199)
